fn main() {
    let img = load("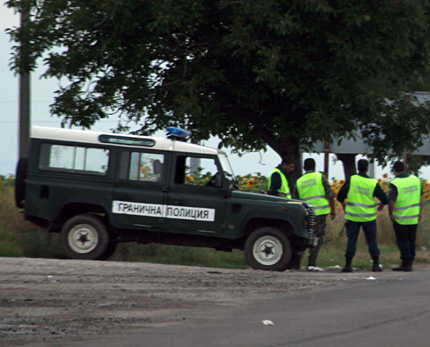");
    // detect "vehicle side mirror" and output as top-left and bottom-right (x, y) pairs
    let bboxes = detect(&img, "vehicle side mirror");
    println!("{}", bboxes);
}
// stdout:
(220, 176), (233, 197)
(213, 172), (222, 188)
